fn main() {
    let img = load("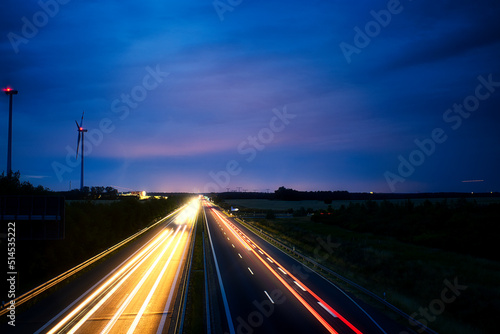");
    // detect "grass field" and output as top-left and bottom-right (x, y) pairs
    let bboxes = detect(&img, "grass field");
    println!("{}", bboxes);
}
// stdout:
(226, 199), (332, 210)
(225, 197), (500, 211)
